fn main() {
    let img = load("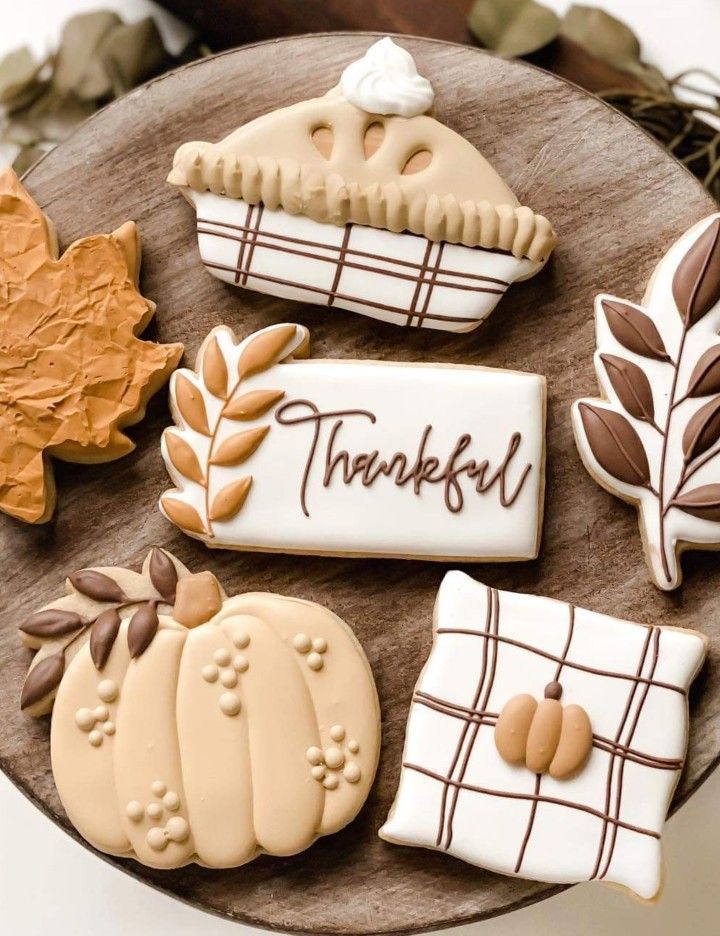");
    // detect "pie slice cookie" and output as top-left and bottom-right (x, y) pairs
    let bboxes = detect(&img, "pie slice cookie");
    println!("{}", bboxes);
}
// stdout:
(168, 37), (556, 332)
